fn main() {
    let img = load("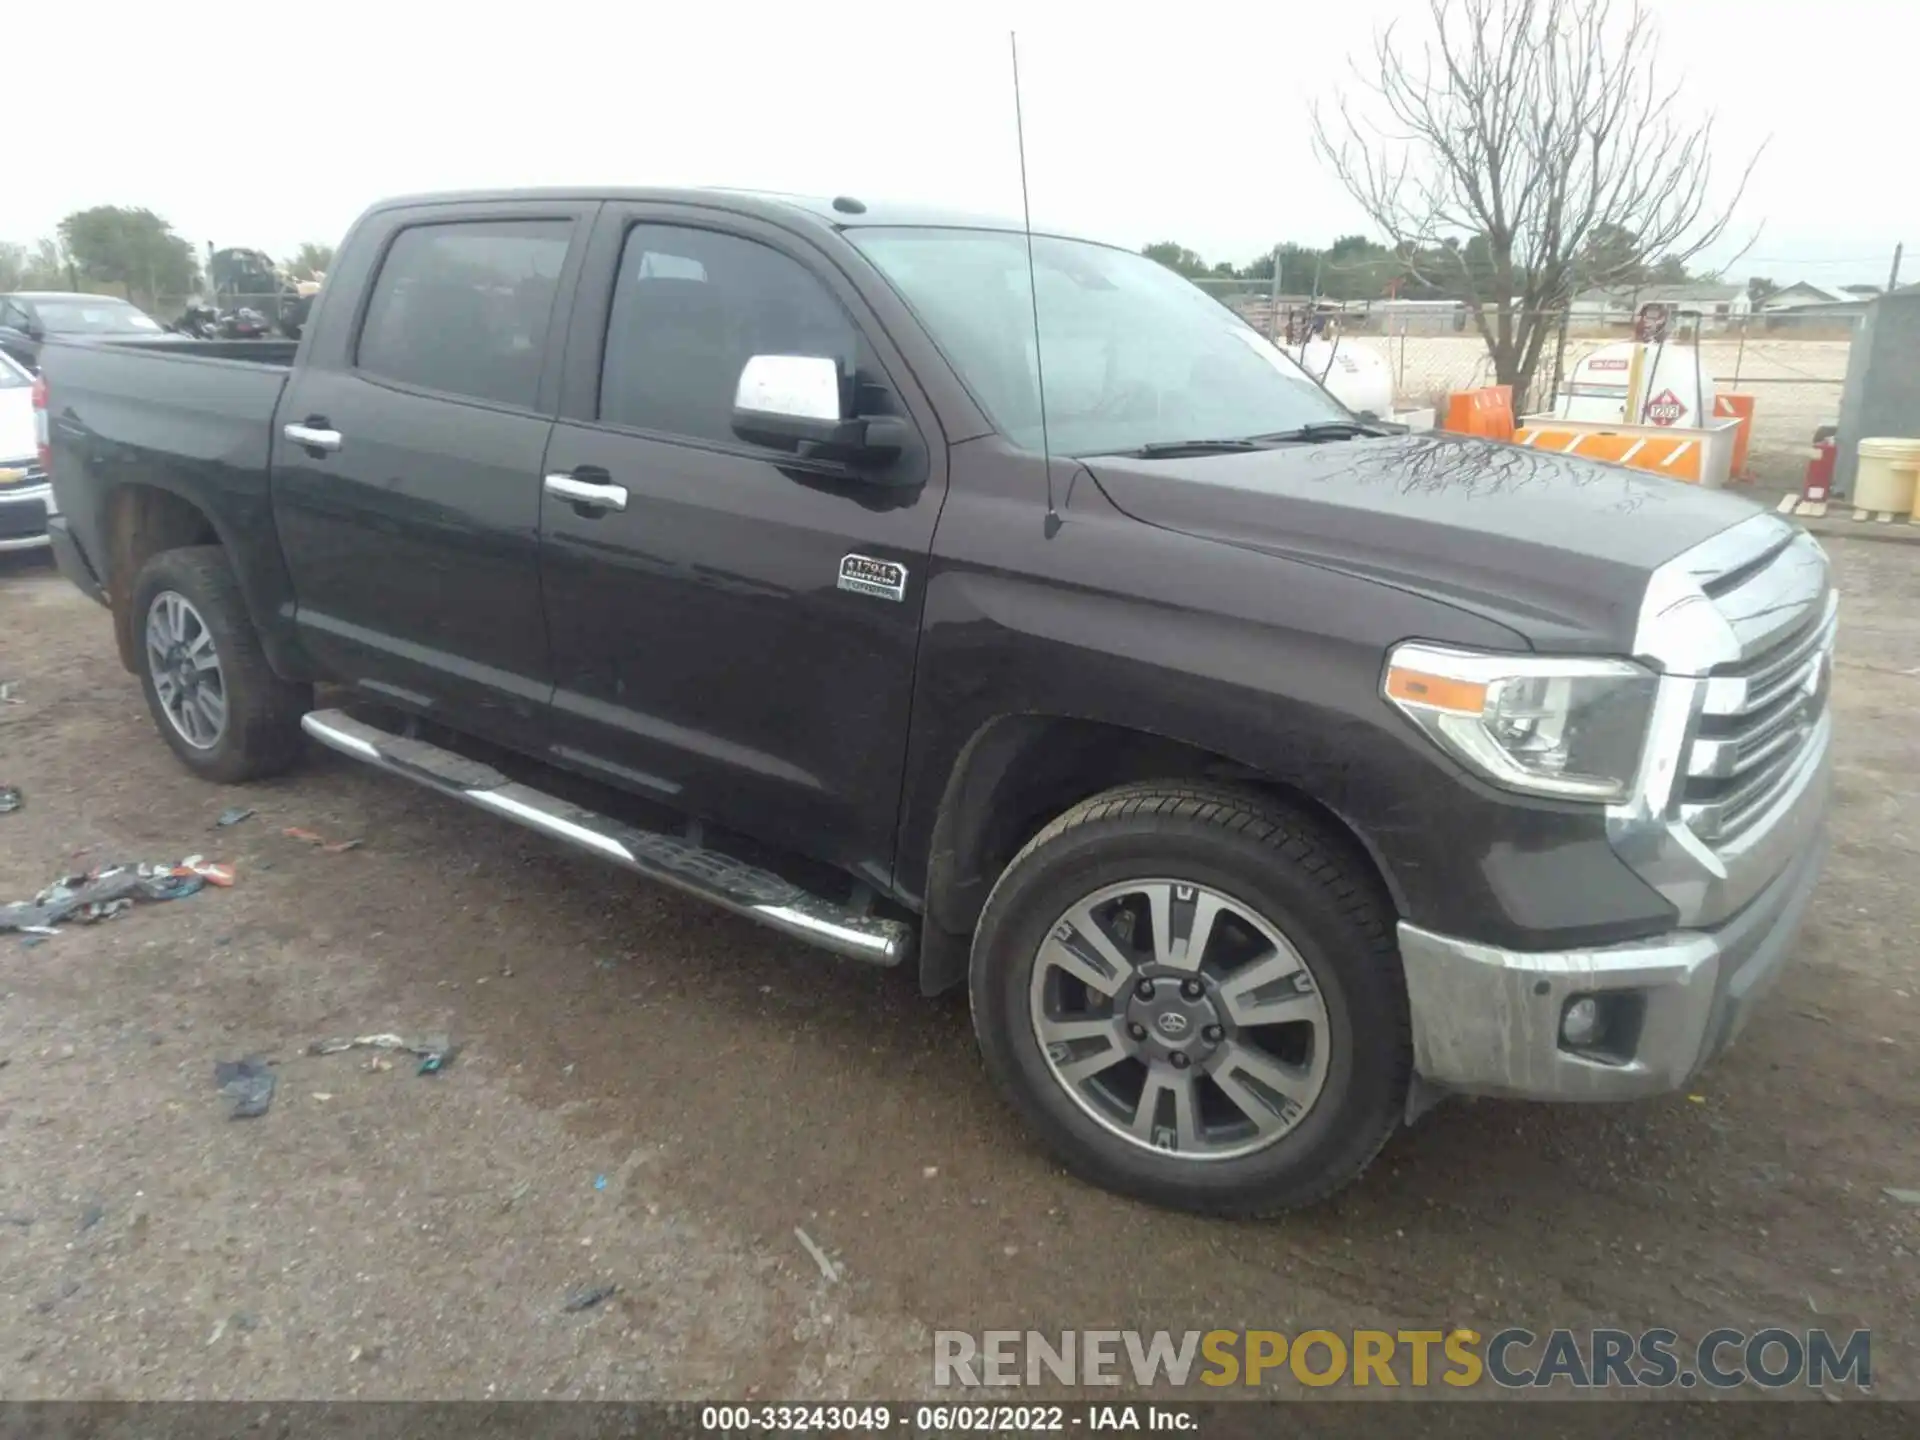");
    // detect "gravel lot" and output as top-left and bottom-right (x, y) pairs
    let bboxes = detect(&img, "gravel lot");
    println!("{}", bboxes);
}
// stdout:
(0, 536), (1915, 1402)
